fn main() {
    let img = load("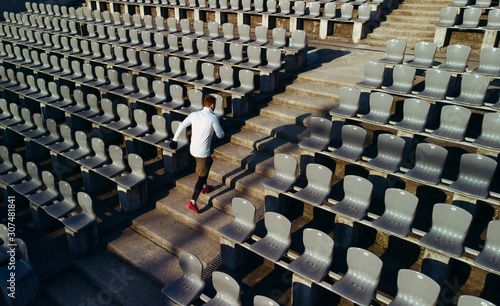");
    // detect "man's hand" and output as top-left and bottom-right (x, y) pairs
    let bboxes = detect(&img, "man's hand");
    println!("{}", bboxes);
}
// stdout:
(169, 141), (178, 150)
